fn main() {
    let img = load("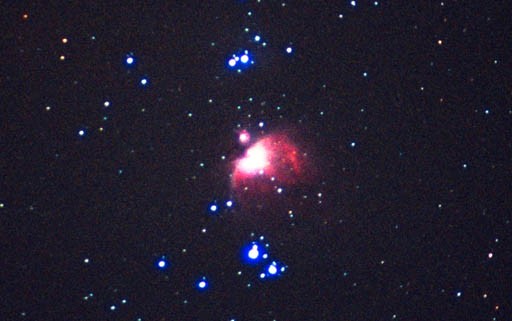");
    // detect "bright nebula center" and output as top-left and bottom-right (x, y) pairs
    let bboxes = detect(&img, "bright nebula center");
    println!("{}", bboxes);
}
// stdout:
(238, 143), (269, 174)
